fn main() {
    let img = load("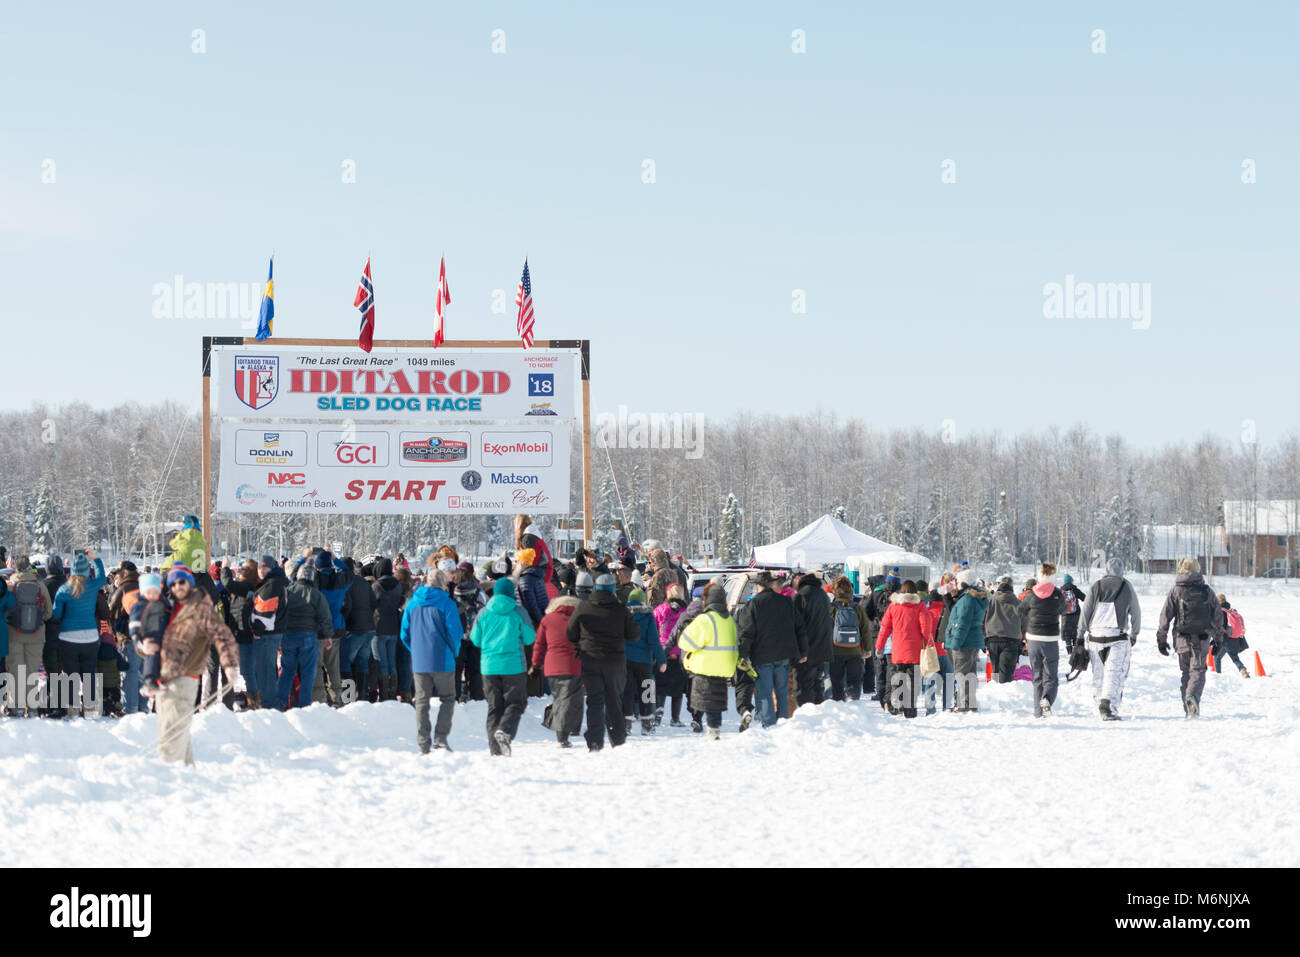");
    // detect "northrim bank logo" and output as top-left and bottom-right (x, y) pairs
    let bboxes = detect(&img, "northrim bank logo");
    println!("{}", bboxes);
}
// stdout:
(234, 355), (279, 410)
